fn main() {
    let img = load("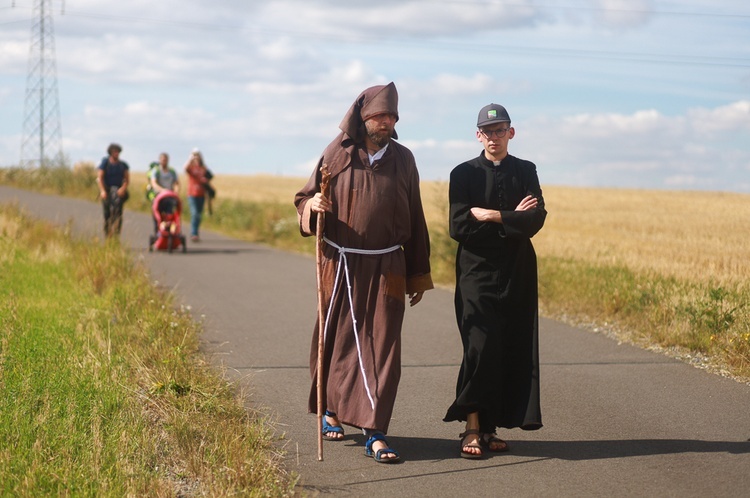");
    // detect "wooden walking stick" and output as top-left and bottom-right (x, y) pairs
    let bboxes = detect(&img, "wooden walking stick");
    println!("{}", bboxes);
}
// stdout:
(315, 163), (331, 462)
